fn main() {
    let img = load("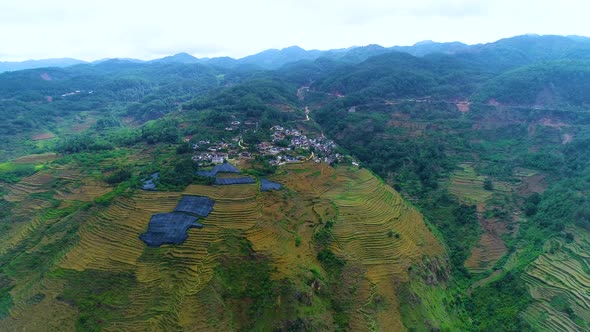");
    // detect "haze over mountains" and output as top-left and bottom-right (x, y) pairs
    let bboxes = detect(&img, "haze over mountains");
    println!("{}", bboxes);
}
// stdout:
(2, 34), (590, 73)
